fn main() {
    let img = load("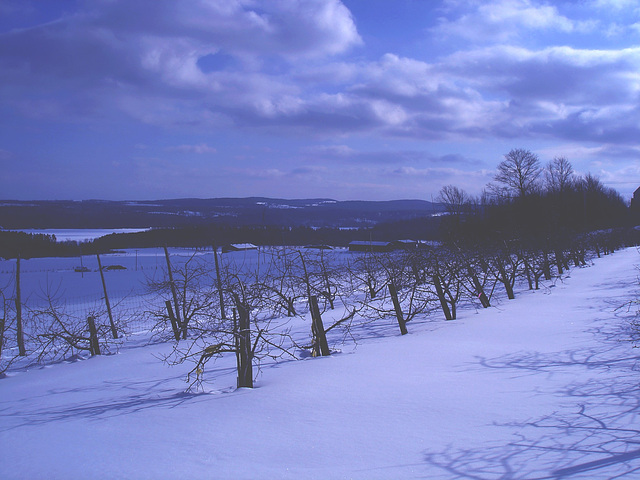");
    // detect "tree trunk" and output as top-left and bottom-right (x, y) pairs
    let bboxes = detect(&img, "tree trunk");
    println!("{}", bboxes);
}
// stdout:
(542, 251), (552, 280)
(87, 316), (101, 356)
(495, 258), (515, 300)
(523, 259), (533, 290)
(467, 265), (490, 308)
(554, 249), (564, 275)
(286, 297), (296, 317)
(433, 274), (454, 320)
(236, 303), (253, 388)
(165, 300), (181, 341)
(388, 283), (408, 335)
(309, 295), (330, 356)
